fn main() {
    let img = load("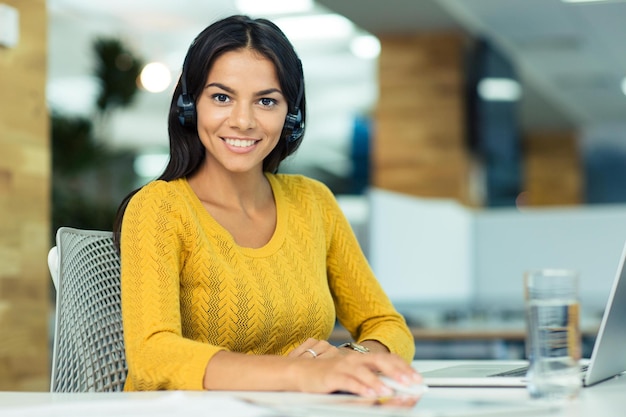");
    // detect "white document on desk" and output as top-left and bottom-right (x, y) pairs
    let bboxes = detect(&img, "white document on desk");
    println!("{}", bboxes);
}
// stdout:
(0, 391), (274, 417)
